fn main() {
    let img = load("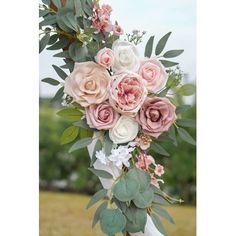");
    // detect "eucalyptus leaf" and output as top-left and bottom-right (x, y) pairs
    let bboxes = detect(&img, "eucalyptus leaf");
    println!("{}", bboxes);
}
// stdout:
(92, 202), (108, 228)
(41, 77), (60, 86)
(69, 137), (93, 152)
(60, 126), (79, 145)
(155, 32), (171, 56)
(56, 8), (74, 32)
(177, 128), (196, 145)
(48, 34), (58, 45)
(90, 139), (103, 167)
(57, 108), (83, 122)
(52, 0), (61, 8)
(163, 49), (184, 58)
(100, 209), (126, 235)
(73, 119), (92, 130)
(39, 33), (50, 53)
(153, 193), (170, 205)
(39, 15), (57, 26)
(150, 142), (170, 156)
(51, 86), (64, 102)
(113, 176), (140, 202)
(145, 35), (155, 57)
(151, 214), (167, 236)
(132, 187), (154, 208)
(69, 41), (88, 62)
(86, 189), (108, 209)
(127, 168), (151, 192)
(152, 206), (175, 224)
(47, 37), (70, 50)
(88, 168), (113, 179)
(53, 51), (70, 58)
(52, 64), (68, 80)
(104, 133), (113, 156)
(160, 60), (179, 68)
